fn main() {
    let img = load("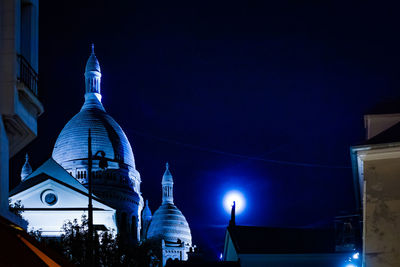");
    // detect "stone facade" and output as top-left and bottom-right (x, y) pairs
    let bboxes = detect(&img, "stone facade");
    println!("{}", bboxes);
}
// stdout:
(352, 145), (400, 266)
(351, 114), (400, 267)
(9, 158), (117, 236)
(50, 47), (143, 241)
(0, 0), (43, 226)
(7, 42), (193, 264)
